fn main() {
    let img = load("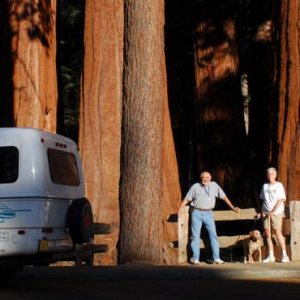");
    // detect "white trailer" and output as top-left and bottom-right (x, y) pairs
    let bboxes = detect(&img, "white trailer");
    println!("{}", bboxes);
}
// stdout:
(0, 128), (104, 281)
